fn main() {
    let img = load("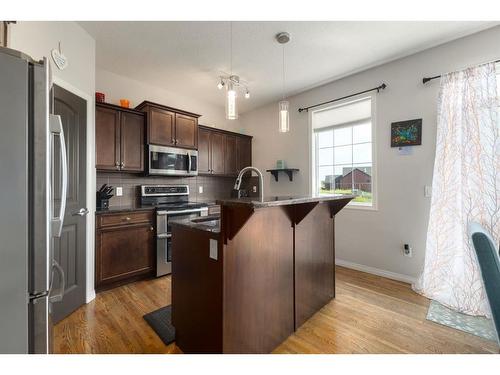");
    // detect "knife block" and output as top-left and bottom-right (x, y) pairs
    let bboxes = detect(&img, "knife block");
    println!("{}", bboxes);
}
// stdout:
(96, 194), (110, 210)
